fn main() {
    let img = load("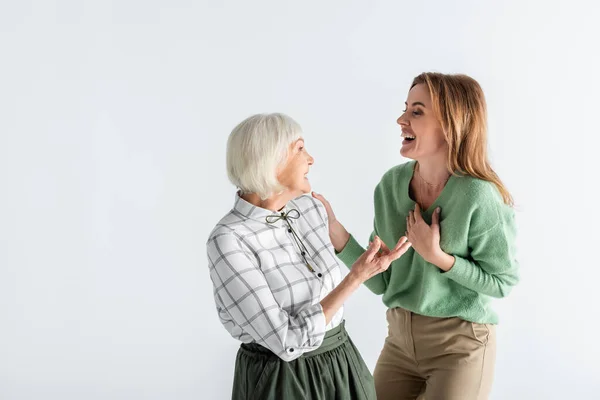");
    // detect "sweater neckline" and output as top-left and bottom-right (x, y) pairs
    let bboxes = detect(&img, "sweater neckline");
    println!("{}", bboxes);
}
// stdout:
(403, 160), (457, 214)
